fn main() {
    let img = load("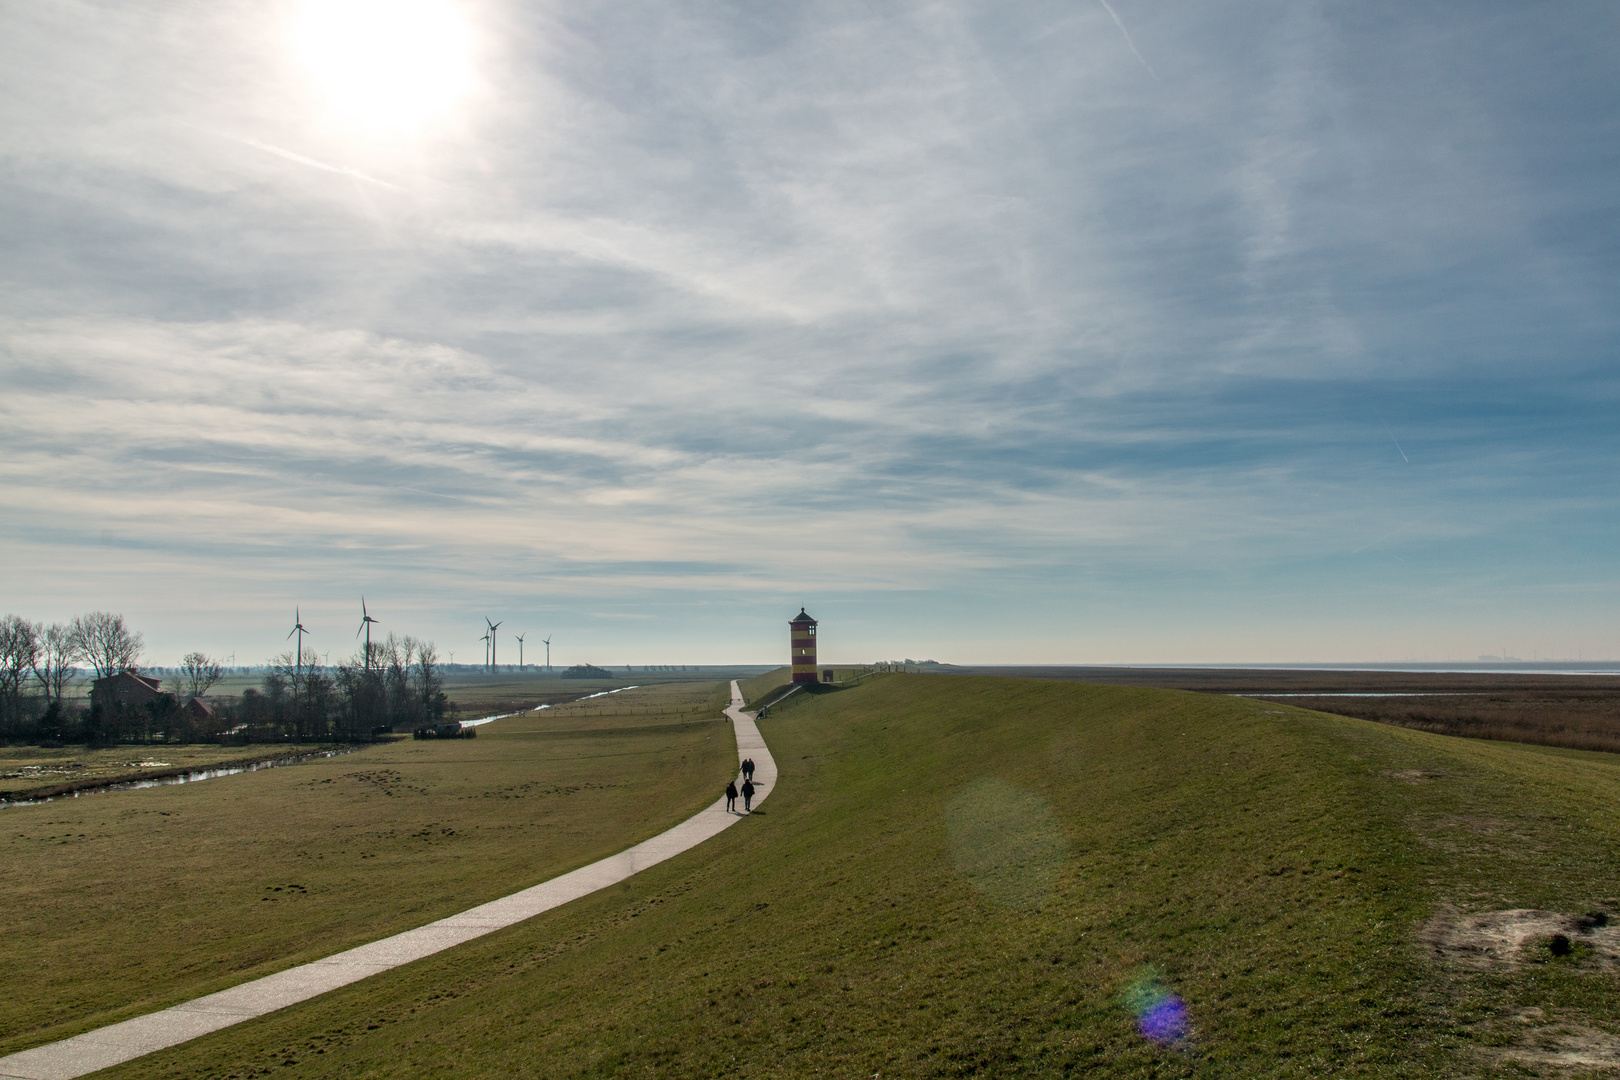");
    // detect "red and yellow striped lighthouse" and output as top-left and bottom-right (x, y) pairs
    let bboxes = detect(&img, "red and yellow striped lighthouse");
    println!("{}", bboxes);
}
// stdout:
(789, 608), (818, 684)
